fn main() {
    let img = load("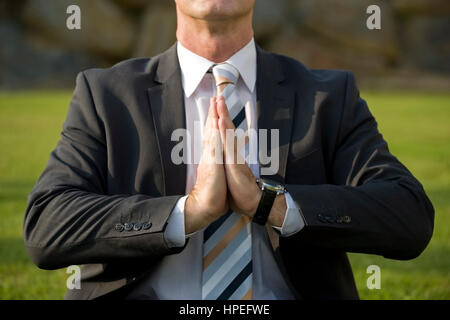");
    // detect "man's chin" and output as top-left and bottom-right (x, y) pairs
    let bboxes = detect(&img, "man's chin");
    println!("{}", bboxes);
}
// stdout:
(187, 3), (253, 22)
